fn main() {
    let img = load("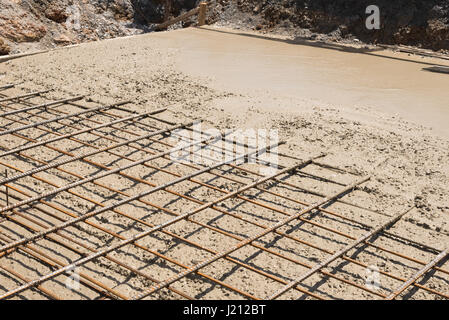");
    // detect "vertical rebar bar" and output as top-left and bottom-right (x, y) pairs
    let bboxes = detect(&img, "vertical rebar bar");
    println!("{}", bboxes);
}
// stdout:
(4, 170), (8, 207)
